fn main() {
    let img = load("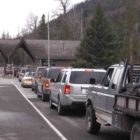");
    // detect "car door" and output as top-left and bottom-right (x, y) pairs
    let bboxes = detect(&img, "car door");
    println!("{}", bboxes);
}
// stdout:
(94, 68), (114, 114)
(51, 71), (65, 103)
(38, 69), (48, 93)
(106, 67), (123, 113)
